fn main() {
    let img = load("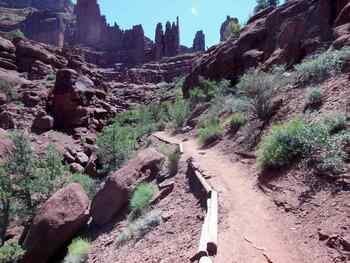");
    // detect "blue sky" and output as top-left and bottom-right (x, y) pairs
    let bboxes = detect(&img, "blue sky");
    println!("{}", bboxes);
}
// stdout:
(95, 0), (258, 48)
